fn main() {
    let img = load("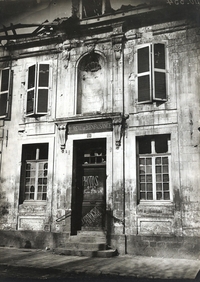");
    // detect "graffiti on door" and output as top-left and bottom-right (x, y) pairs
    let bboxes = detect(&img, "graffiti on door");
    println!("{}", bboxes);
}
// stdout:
(82, 175), (103, 194)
